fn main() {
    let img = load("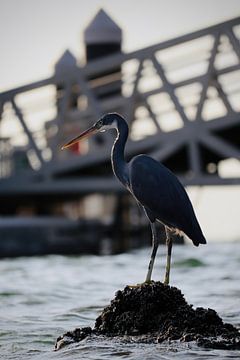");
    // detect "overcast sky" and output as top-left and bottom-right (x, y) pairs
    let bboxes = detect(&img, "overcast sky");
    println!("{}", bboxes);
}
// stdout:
(0, 0), (239, 90)
(0, 0), (240, 241)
